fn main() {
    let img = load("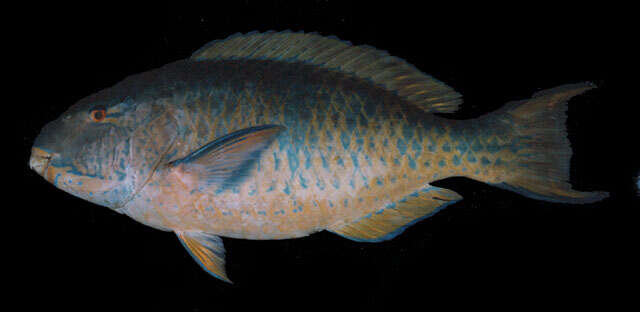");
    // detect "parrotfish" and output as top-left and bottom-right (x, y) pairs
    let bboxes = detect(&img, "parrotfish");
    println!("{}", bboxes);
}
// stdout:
(29, 31), (608, 282)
